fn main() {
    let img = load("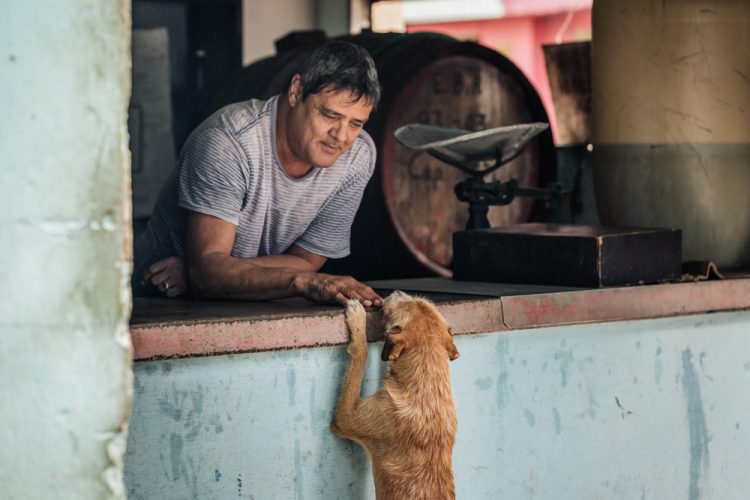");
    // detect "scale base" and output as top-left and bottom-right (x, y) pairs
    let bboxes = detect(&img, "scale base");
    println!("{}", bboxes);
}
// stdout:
(453, 223), (682, 287)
